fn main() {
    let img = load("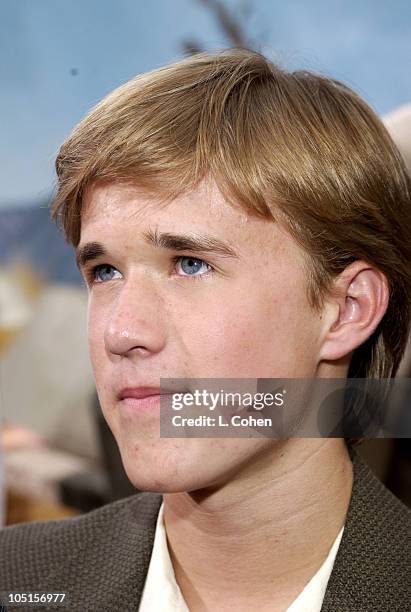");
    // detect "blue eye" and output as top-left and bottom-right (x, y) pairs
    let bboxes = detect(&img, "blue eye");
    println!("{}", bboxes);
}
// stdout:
(86, 258), (213, 285)
(176, 256), (211, 277)
(92, 264), (122, 283)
